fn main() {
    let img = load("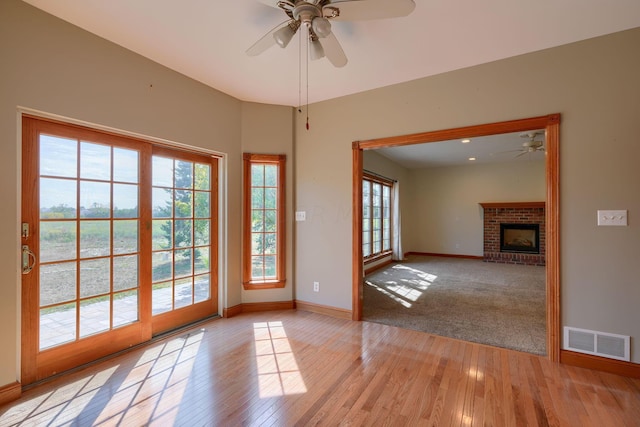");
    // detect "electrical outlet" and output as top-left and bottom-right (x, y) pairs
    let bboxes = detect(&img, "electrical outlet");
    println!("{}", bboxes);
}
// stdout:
(295, 211), (306, 222)
(313, 281), (319, 292)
